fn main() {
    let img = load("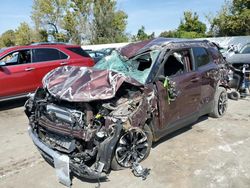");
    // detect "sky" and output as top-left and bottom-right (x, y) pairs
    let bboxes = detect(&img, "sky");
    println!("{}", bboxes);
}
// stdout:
(0, 0), (226, 36)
